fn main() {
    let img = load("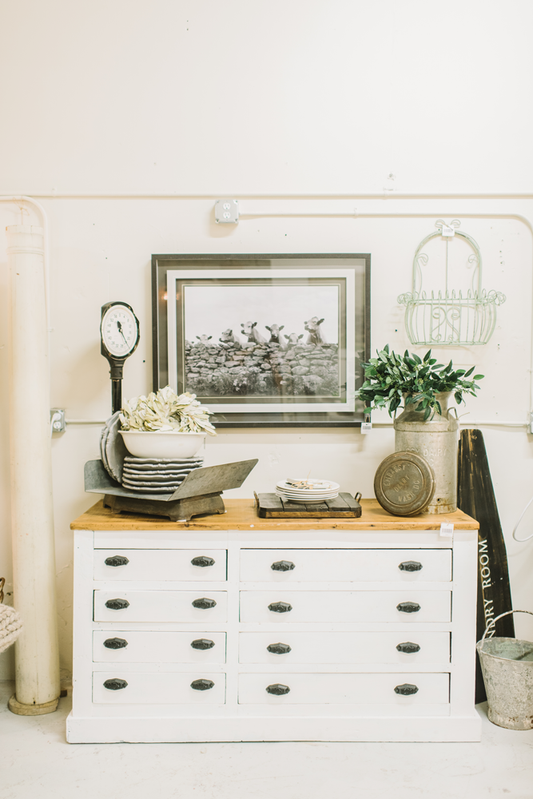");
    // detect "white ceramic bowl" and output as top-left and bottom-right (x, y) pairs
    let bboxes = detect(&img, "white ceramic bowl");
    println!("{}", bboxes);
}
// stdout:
(119, 430), (207, 459)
